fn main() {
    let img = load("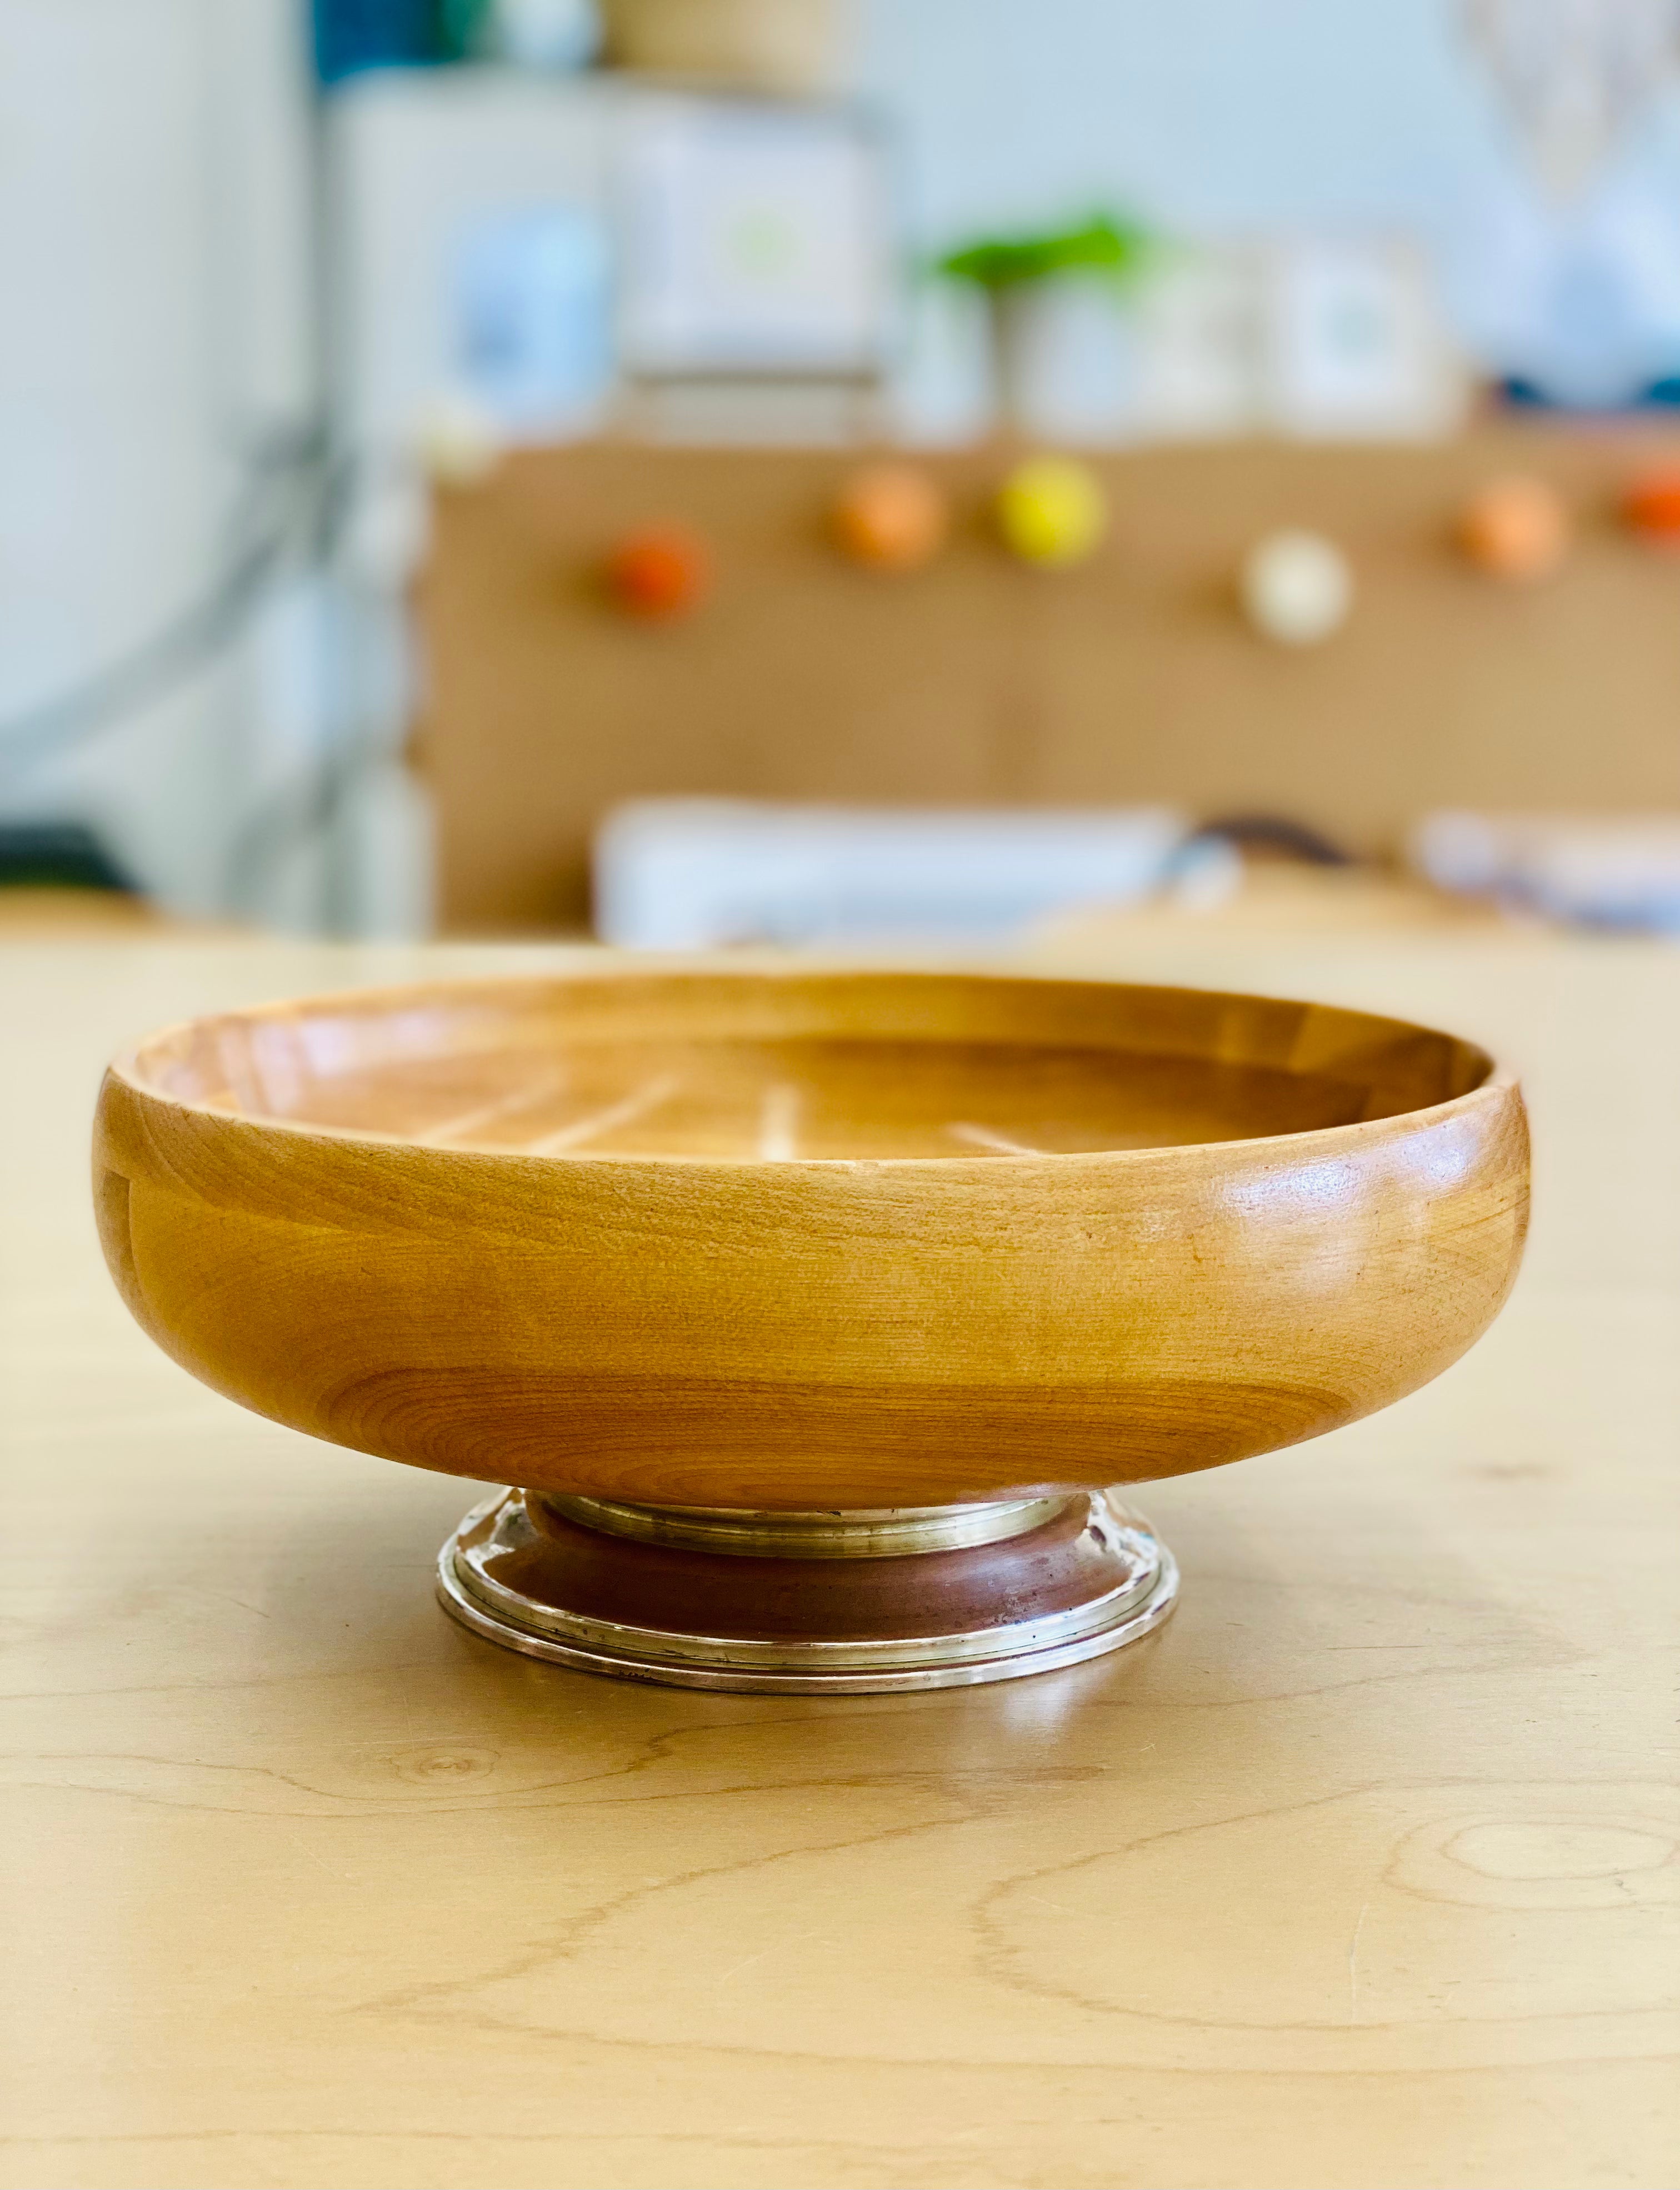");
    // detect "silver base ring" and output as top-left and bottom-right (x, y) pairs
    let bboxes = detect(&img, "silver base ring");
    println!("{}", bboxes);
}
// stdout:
(437, 1488), (1178, 1694)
